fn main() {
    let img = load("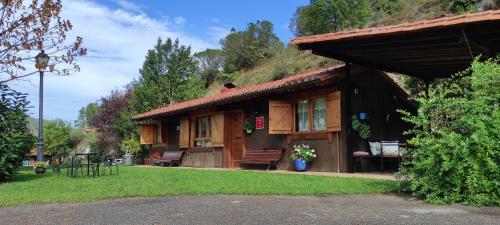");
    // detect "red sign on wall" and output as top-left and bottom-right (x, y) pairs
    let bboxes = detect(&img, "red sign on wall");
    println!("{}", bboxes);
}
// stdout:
(256, 116), (265, 129)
